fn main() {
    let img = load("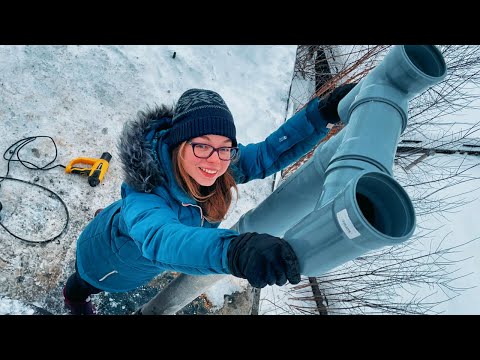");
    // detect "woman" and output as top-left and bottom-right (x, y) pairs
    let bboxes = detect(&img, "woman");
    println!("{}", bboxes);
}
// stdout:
(63, 86), (355, 315)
